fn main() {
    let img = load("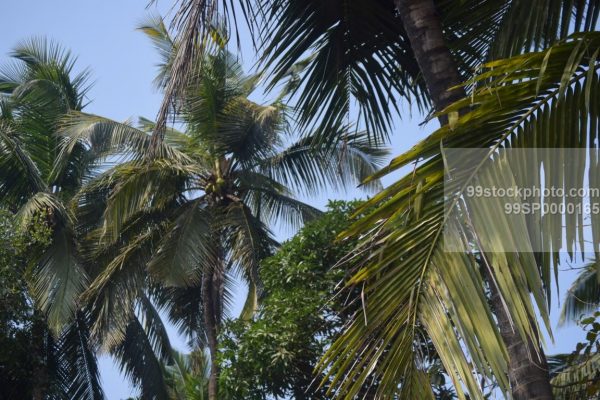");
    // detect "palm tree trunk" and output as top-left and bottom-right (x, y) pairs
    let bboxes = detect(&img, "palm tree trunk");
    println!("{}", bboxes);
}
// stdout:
(395, 0), (464, 124)
(489, 278), (553, 400)
(395, 0), (553, 398)
(202, 270), (219, 400)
